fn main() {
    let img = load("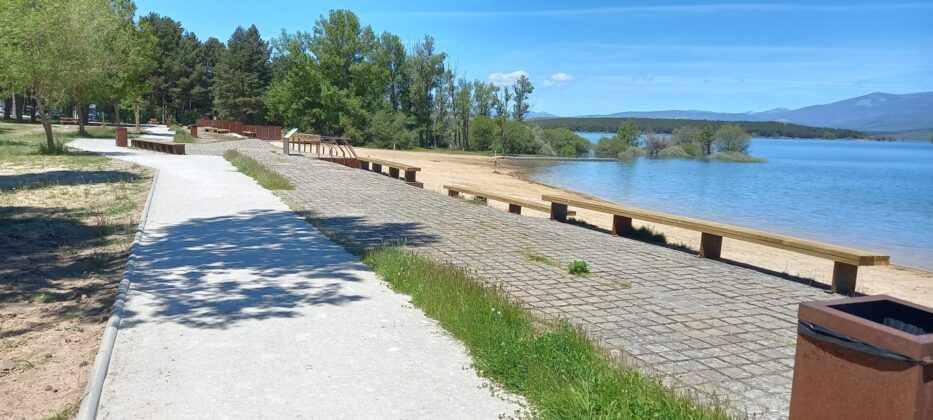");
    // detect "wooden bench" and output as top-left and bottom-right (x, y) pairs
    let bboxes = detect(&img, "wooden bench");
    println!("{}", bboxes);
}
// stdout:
(58, 117), (78, 125)
(445, 184), (575, 216)
(130, 139), (185, 155)
(358, 157), (422, 188)
(243, 130), (256, 138)
(542, 194), (889, 294)
(148, 118), (159, 124)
